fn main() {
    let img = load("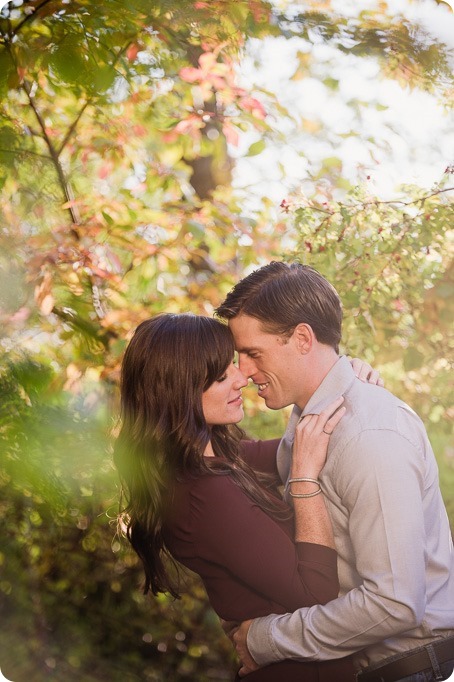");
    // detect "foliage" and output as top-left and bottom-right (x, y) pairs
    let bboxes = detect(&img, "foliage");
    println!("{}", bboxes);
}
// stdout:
(276, 3), (454, 102)
(0, 2), (292, 408)
(0, 357), (238, 682)
(278, 175), (454, 508)
(0, 0), (453, 680)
